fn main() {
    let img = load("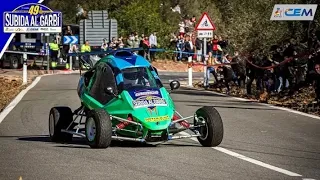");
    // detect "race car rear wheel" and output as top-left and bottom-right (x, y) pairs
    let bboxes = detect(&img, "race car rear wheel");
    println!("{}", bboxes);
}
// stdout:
(195, 106), (224, 147)
(49, 106), (74, 142)
(85, 109), (112, 148)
